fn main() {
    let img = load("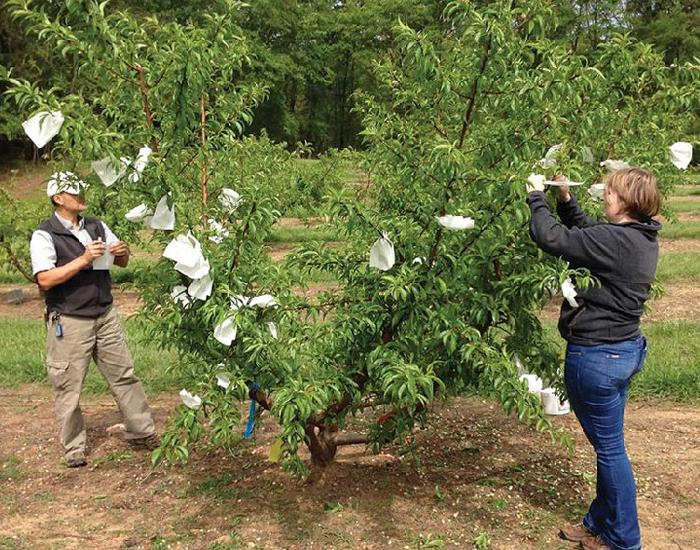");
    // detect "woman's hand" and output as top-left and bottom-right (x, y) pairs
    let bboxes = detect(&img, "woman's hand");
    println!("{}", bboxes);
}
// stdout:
(553, 174), (571, 202)
(526, 173), (546, 194)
